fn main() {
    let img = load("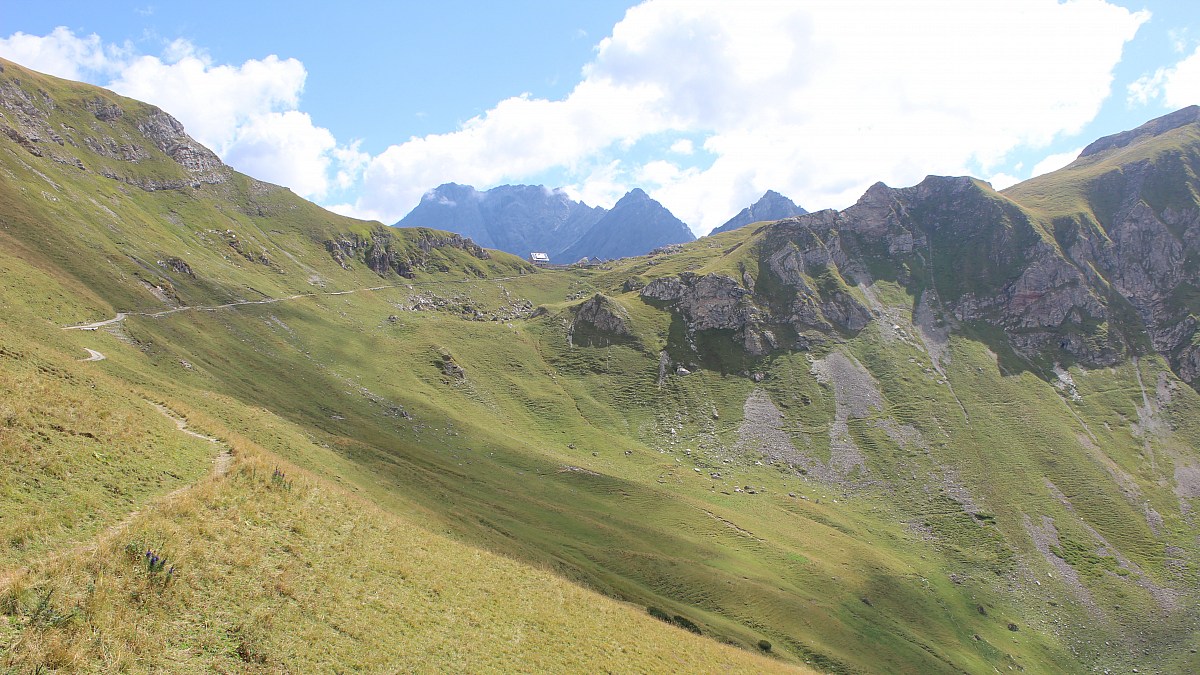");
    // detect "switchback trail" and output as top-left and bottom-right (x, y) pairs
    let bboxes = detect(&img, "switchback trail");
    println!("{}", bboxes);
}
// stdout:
(78, 348), (105, 361)
(62, 274), (531, 331)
